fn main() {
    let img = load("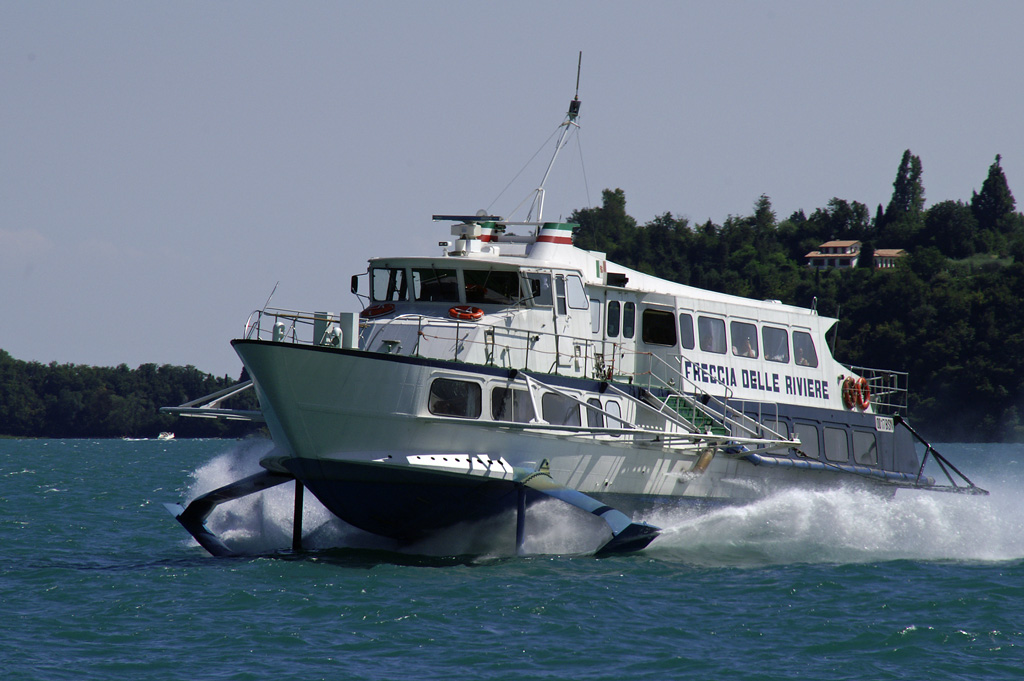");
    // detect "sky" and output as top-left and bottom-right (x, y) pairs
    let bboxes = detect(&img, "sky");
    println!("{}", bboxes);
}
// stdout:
(3, 1), (1023, 378)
